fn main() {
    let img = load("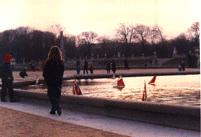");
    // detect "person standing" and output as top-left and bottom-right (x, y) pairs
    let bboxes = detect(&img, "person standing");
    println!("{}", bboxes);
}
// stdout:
(83, 59), (88, 74)
(112, 59), (116, 73)
(124, 58), (129, 70)
(89, 64), (94, 74)
(76, 59), (81, 74)
(181, 61), (185, 71)
(0, 54), (16, 102)
(106, 61), (111, 73)
(43, 46), (64, 115)
(29, 61), (35, 71)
